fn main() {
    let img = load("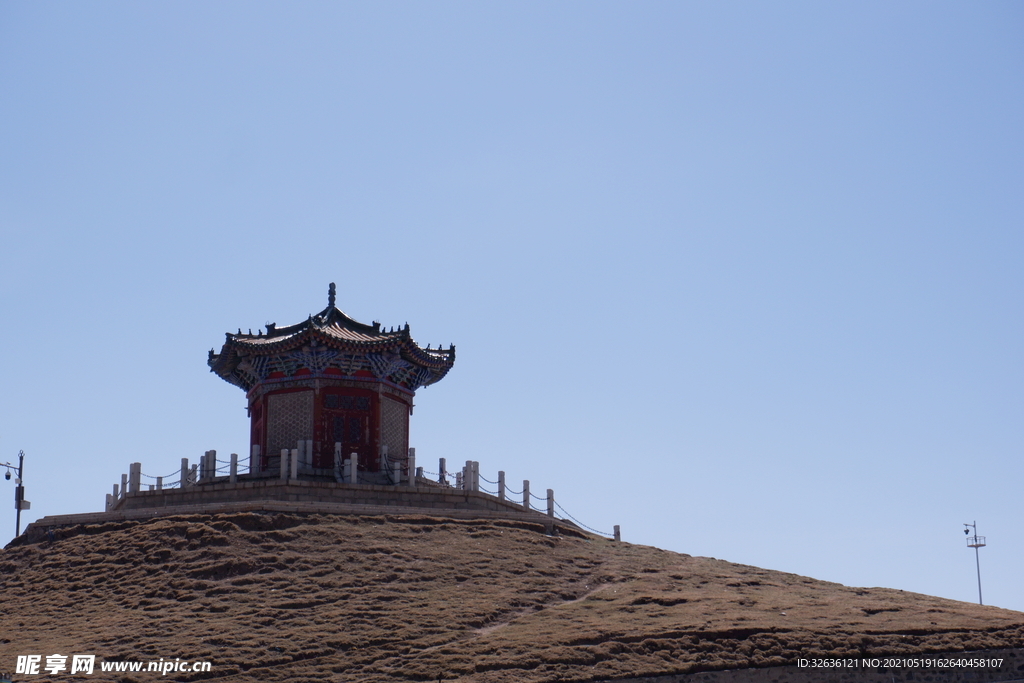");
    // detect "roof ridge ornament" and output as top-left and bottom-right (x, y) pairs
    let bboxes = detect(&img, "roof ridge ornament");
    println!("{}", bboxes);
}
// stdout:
(328, 282), (336, 309)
